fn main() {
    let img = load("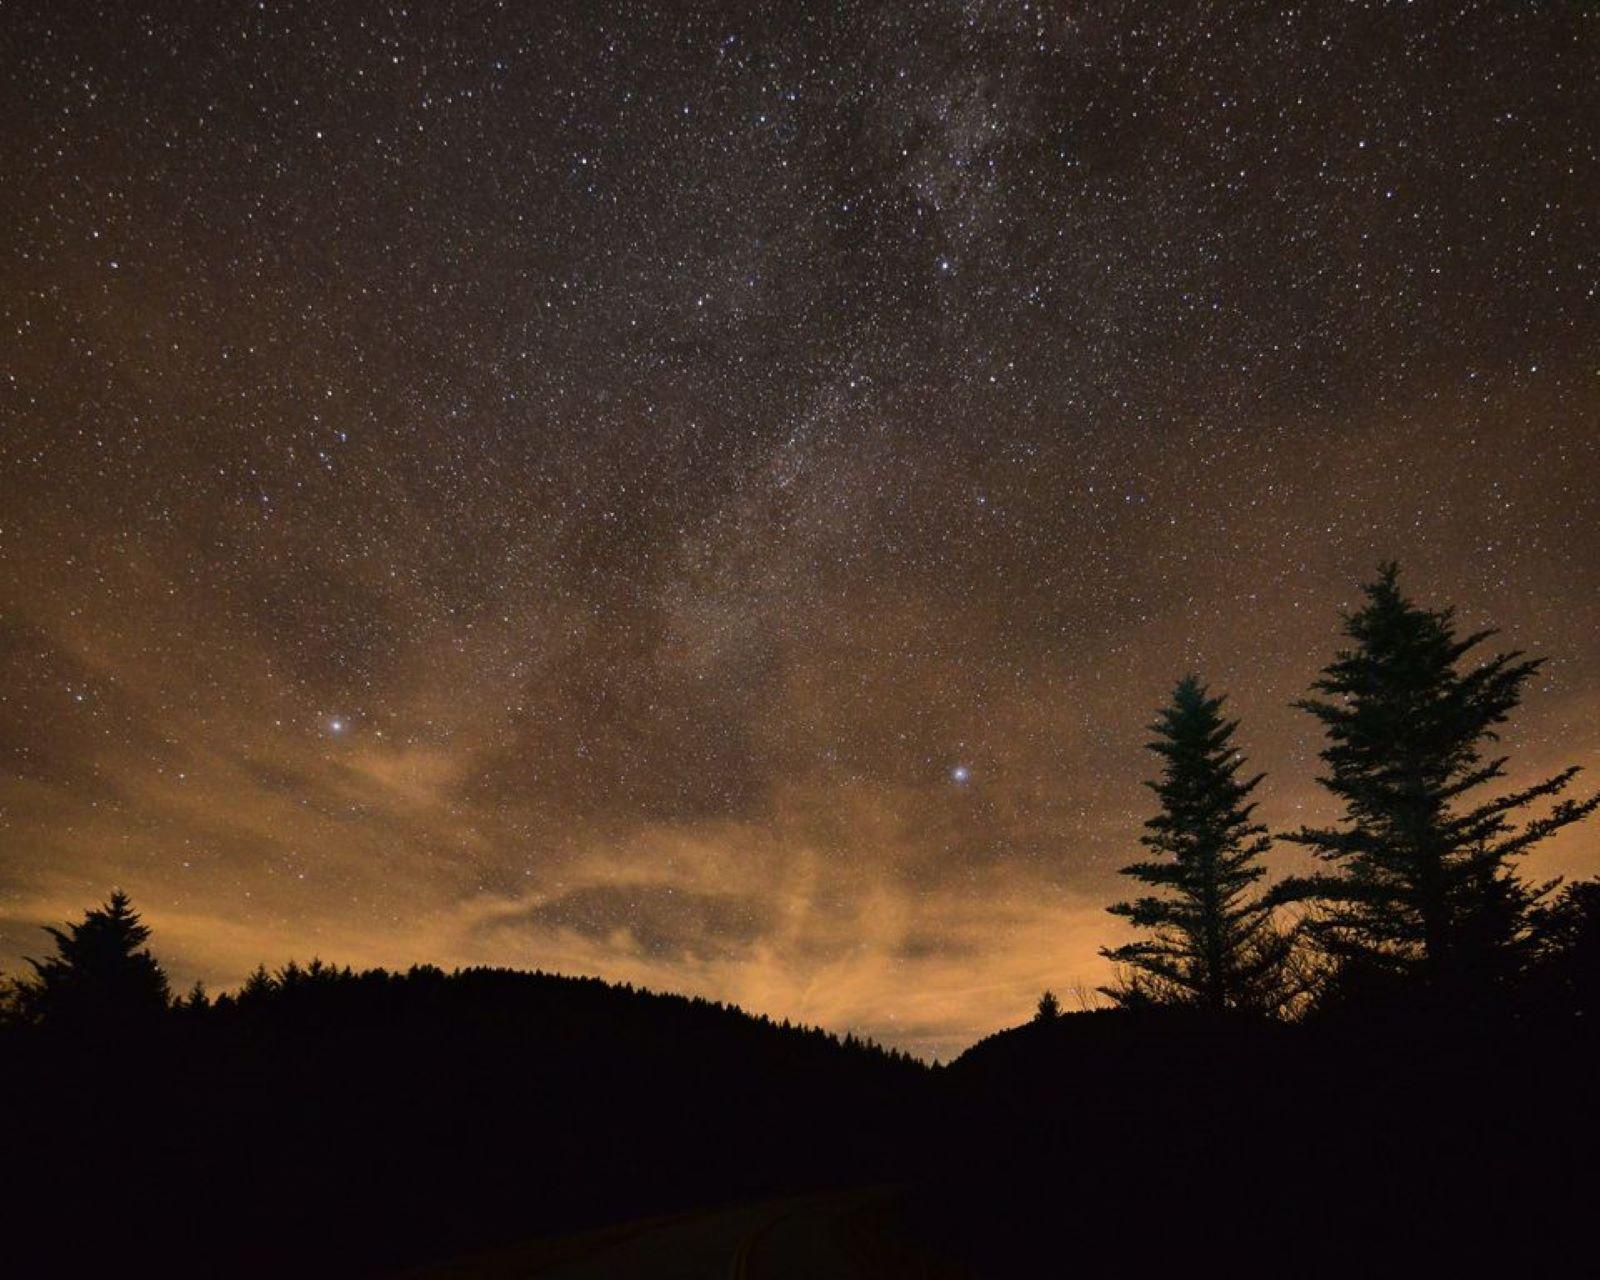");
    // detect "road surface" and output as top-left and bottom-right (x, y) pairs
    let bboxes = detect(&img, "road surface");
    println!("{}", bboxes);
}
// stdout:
(414, 1186), (966, 1279)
